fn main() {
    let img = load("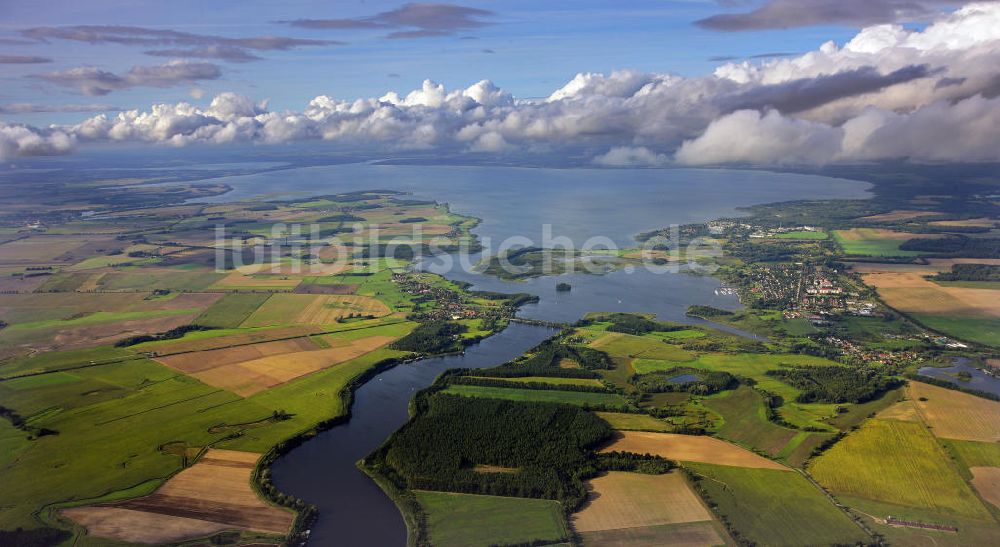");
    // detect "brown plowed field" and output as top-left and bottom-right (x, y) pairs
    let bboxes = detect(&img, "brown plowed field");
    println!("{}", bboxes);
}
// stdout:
(63, 449), (293, 544)
(157, 334), (397, 396)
